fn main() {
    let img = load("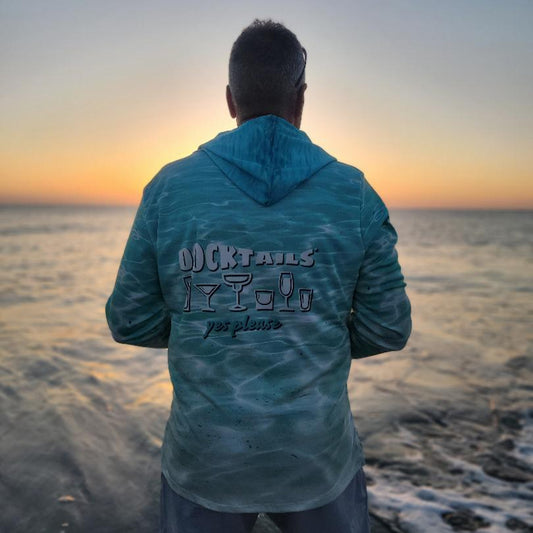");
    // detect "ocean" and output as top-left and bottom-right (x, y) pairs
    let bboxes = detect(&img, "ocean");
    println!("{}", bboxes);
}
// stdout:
(0, 206), (531, 533)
